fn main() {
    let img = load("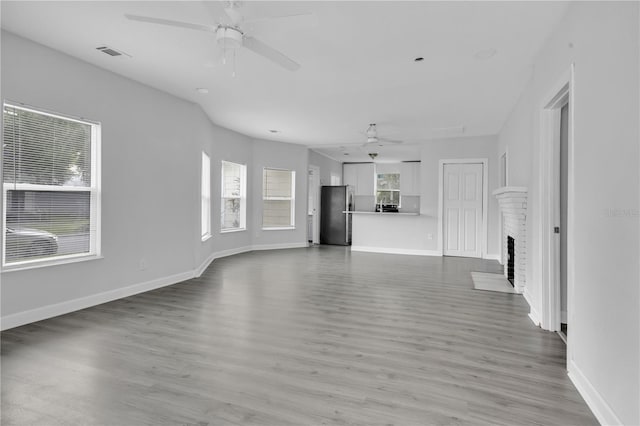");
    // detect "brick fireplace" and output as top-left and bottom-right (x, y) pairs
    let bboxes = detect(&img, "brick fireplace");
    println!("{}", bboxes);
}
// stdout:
(493, 187), (528, 293)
